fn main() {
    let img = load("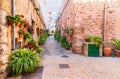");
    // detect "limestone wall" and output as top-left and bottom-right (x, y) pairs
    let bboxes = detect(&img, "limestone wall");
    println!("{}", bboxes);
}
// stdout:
(0, 0), (45, 78)
(0, 0), (11, 78)
(57, 0), (120, 54)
